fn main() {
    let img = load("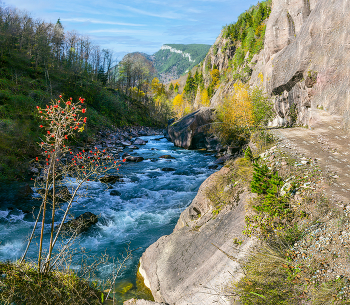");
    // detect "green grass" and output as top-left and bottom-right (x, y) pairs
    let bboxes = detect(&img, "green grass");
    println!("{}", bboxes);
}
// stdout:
(0, 261), (103, 305)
